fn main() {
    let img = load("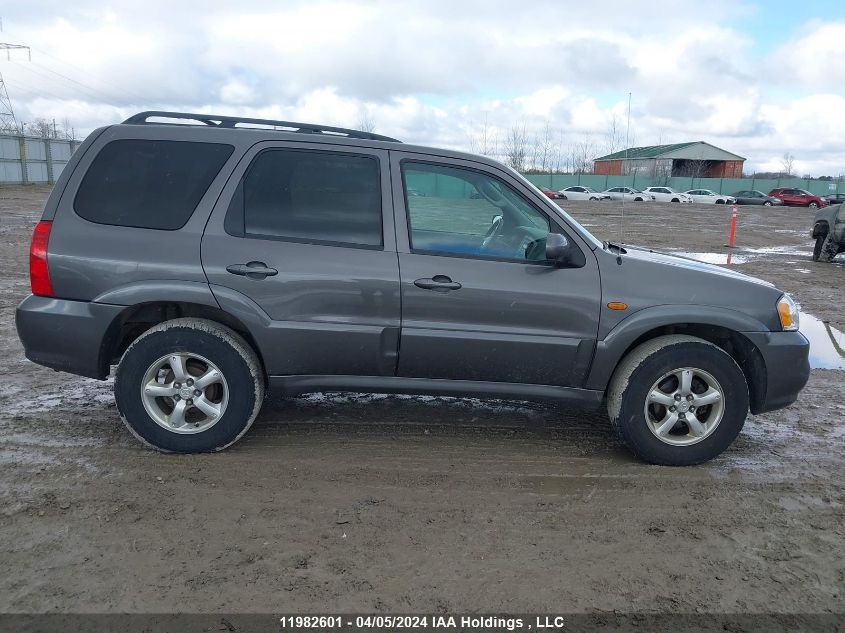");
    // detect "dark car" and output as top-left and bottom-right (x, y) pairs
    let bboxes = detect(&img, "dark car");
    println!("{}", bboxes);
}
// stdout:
(14, 110), (810, 466)
(768, 188), (826, 209)
(823, 193), (845, 207)
(812, 203), (845, 262)
(539, 186), (565, 199)
(730, 190), (784, 206)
